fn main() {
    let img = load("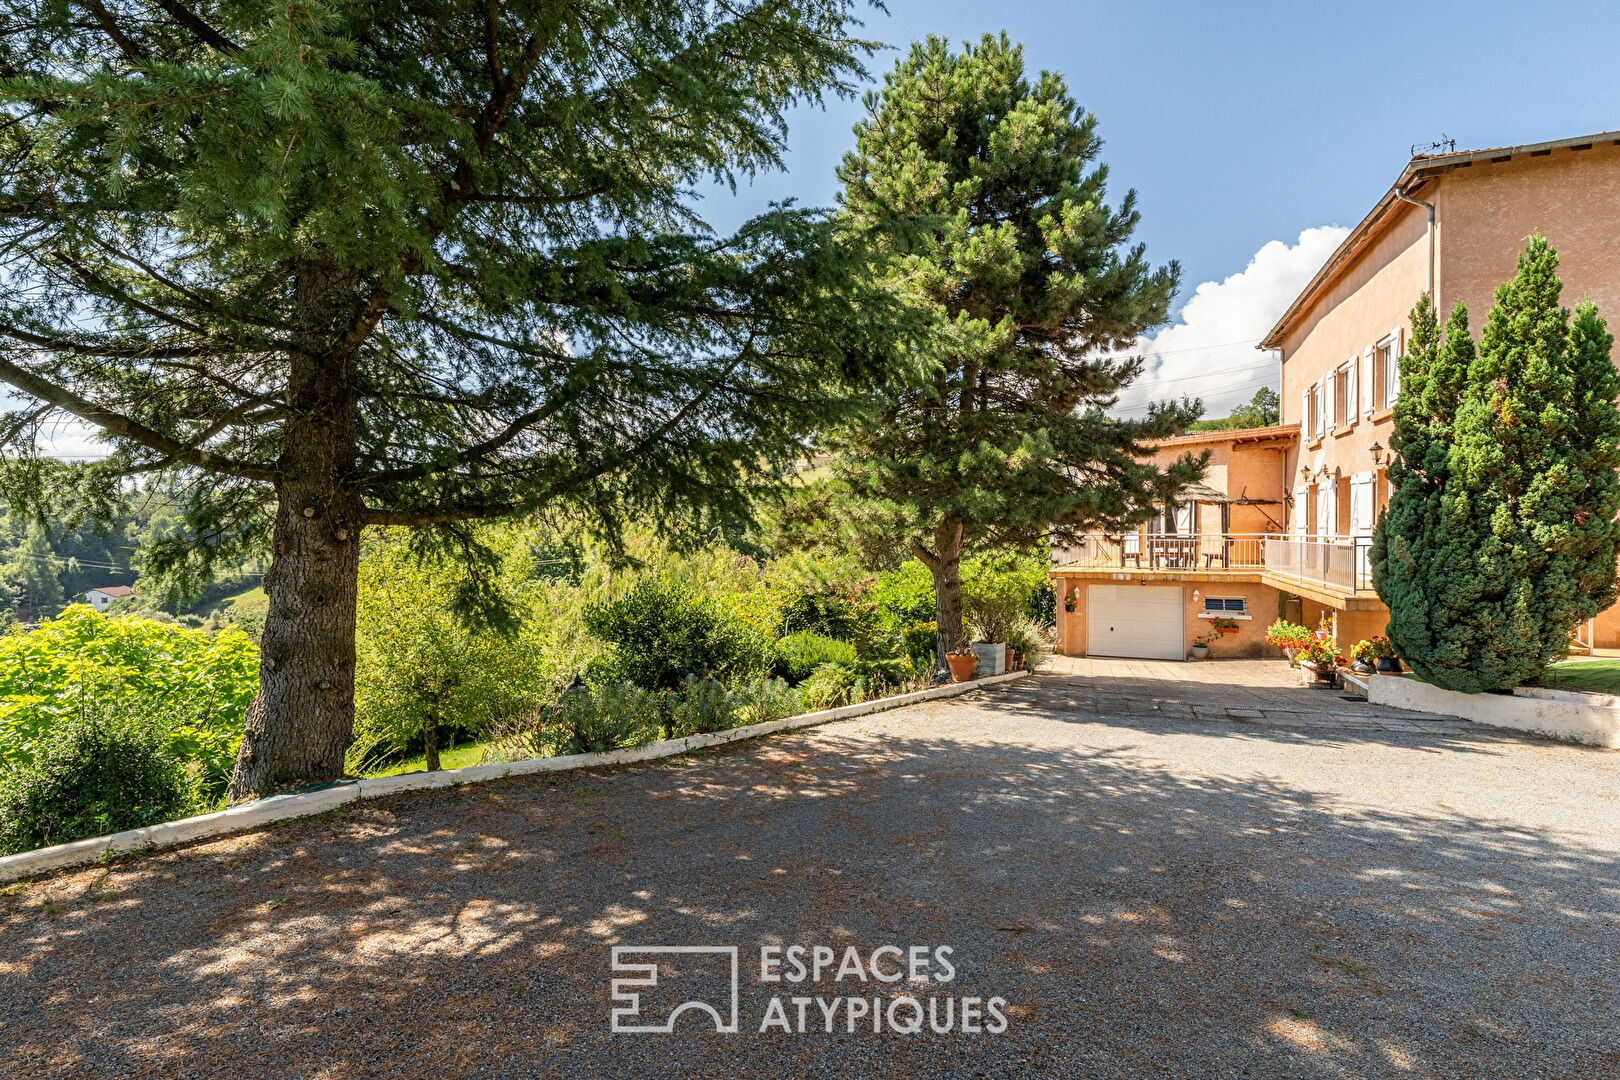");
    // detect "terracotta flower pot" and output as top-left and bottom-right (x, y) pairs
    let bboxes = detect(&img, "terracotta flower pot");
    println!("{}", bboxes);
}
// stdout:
(946, 654), (979, 682)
